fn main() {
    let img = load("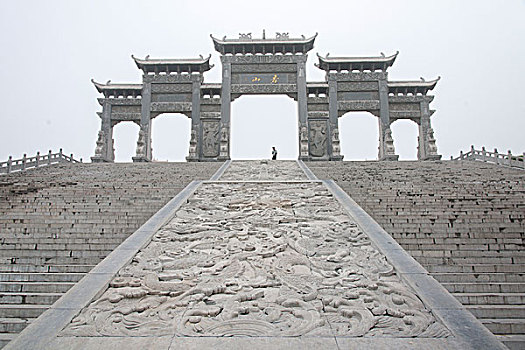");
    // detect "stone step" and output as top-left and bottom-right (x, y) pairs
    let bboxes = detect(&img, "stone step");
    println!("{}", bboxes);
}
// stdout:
(0, 264), (94, 273)
(433, 272), (525, 283)
(0, 292), (62, 305)
(0, 281), (75, 293)
(0, 304), (49, 318)
(496, 334), (525, 350)
(453, 292), (525, 305)
(427, 264), (525, 274)
(481, 318), (525, 335)
(0, 317), (33, 333)
(6, 256), (106, 265)
(0, 273), (84, 282)
(443, 283), (525, 293)
(467, 305), (525, 319)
